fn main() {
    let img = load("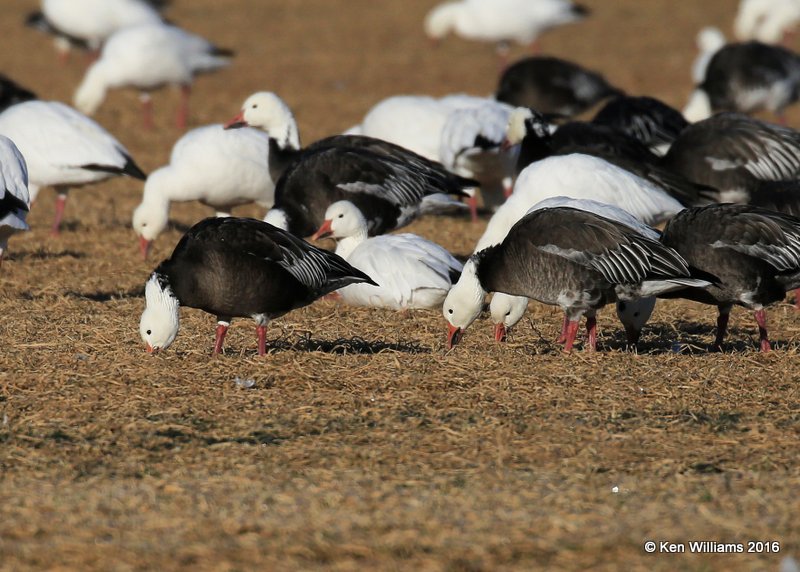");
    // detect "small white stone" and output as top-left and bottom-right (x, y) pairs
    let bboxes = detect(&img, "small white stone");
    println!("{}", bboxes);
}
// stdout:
(611, 485), (619, 494)
(234, 377), (256, 389)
